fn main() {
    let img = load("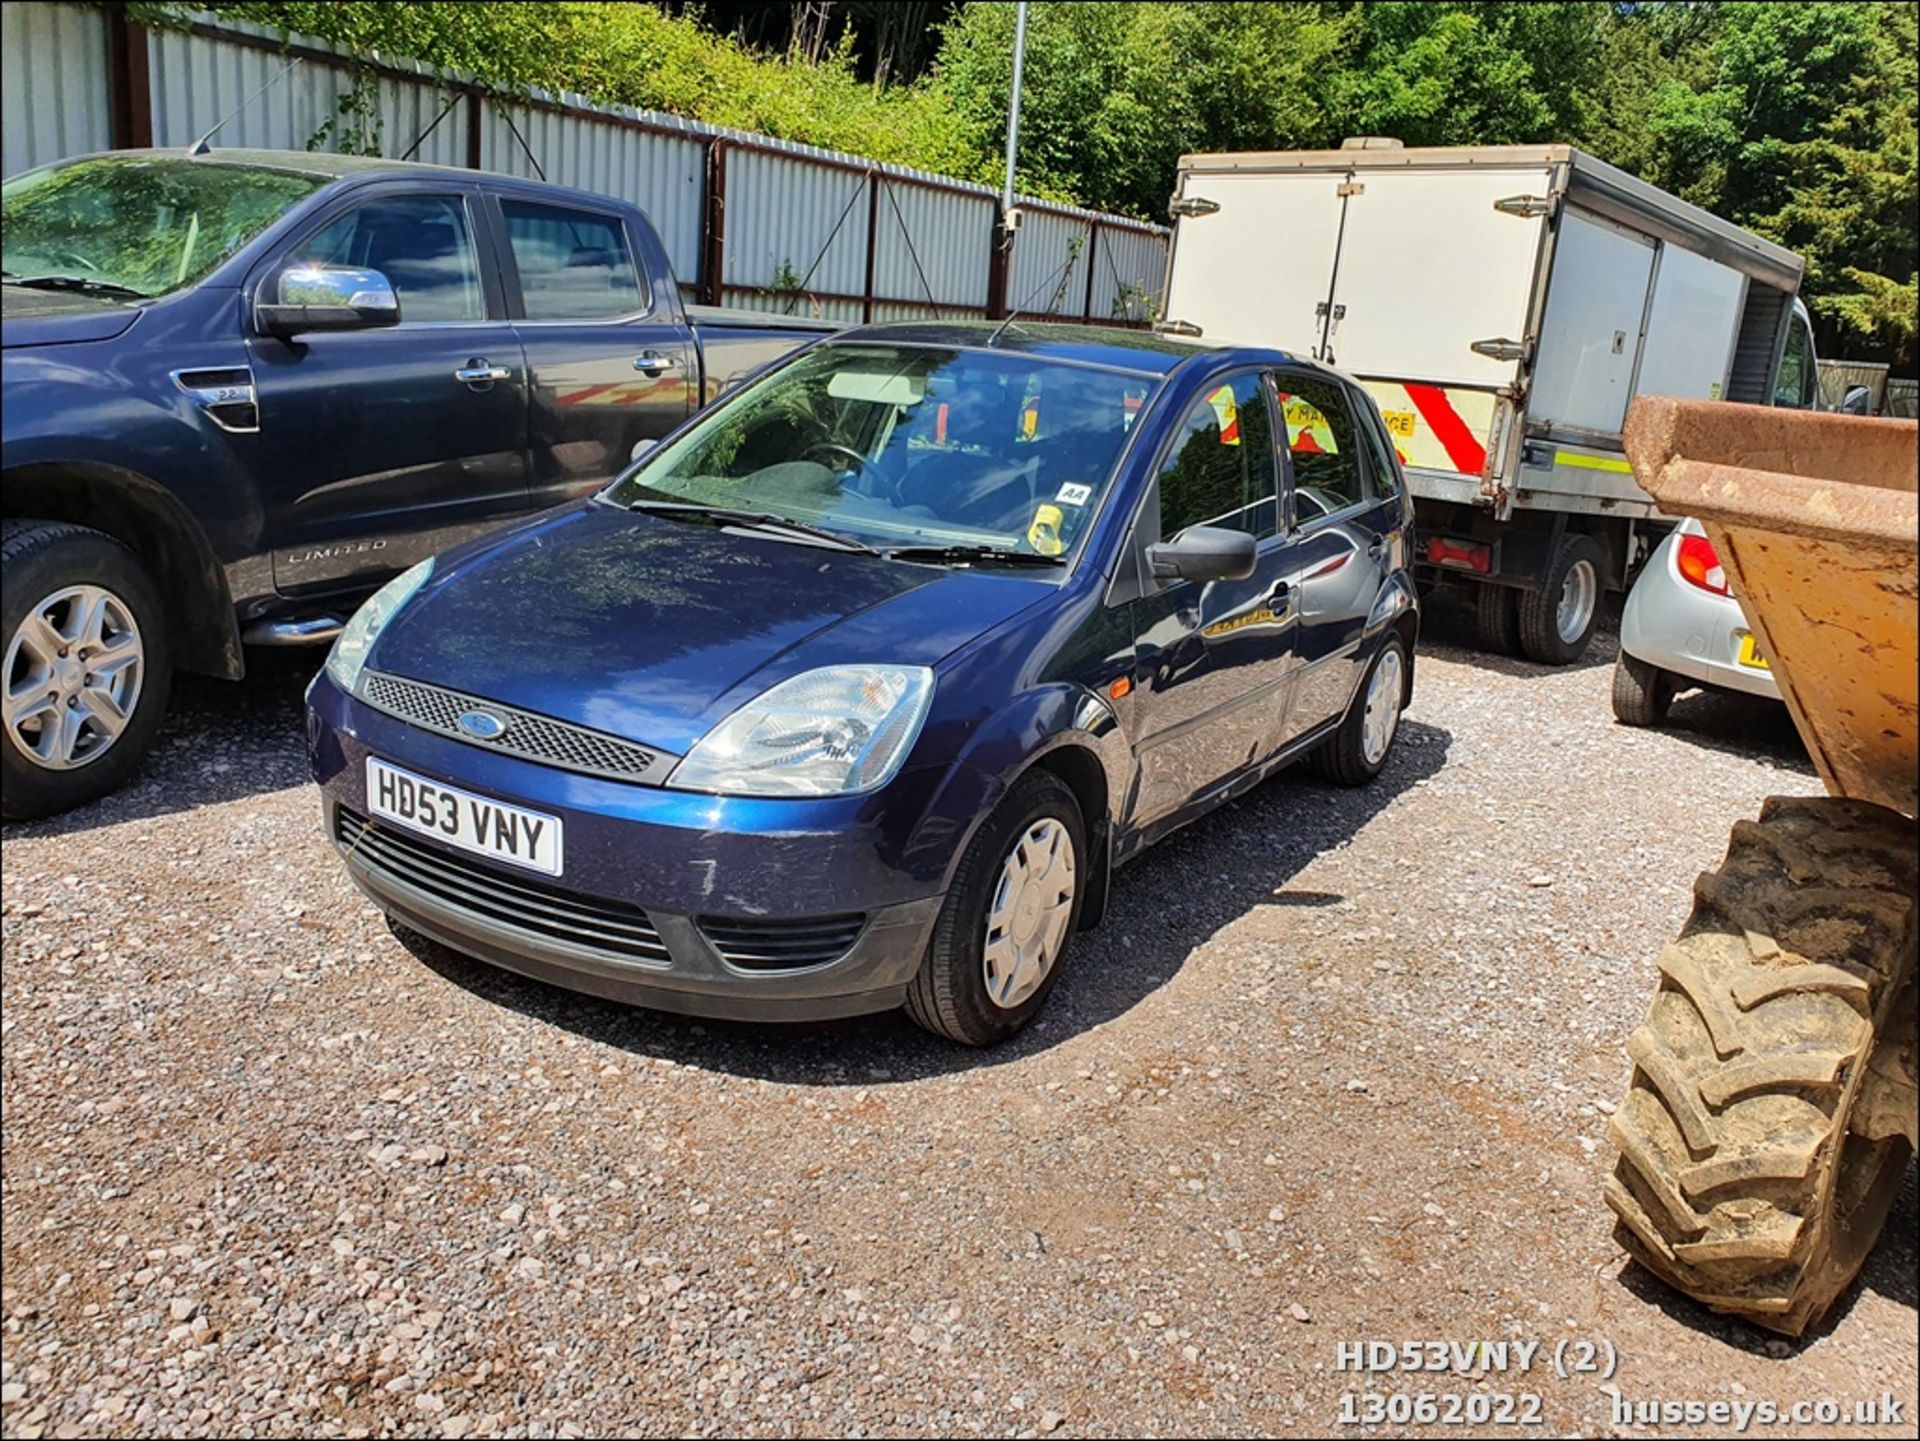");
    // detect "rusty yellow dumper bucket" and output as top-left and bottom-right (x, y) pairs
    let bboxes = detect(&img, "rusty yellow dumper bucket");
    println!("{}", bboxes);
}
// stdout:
(1604, 398), (1918, 1336)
